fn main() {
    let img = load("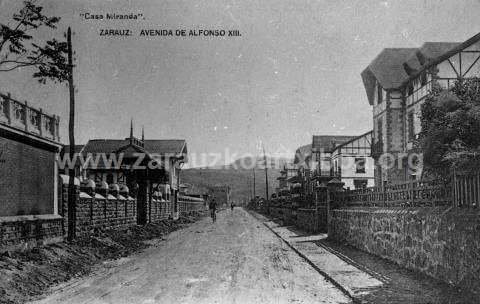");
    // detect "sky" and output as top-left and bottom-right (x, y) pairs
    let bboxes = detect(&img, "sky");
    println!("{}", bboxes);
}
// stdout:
(1, 0), (480, 167)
